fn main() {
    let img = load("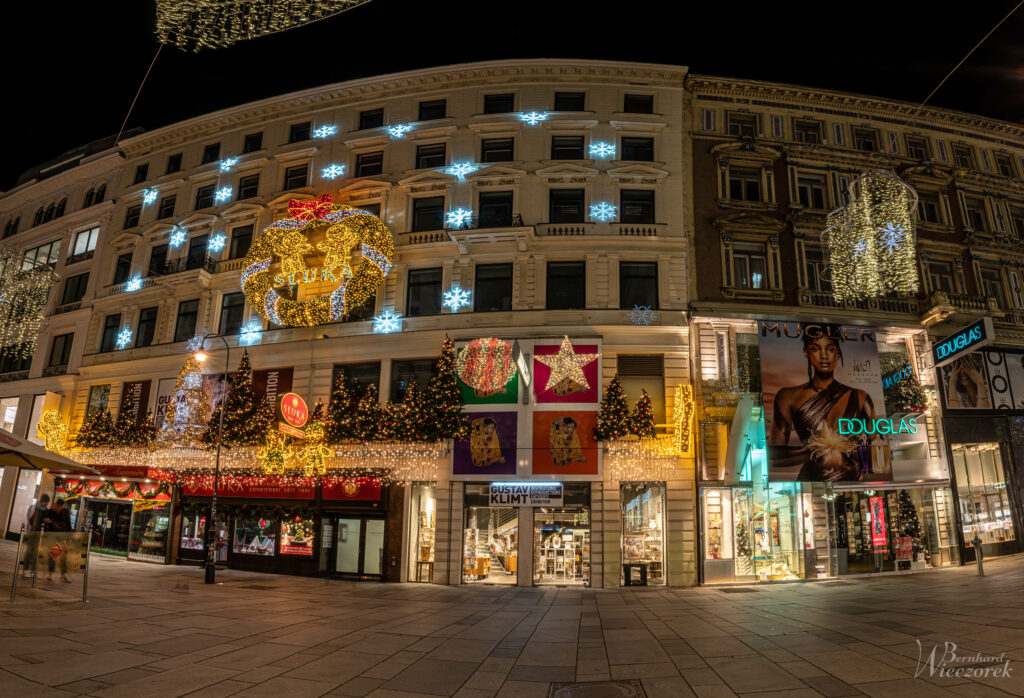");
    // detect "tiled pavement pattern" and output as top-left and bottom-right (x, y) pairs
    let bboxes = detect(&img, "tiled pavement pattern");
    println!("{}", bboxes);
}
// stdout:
(2, 541), (1024, 697)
